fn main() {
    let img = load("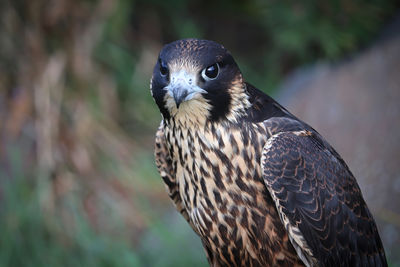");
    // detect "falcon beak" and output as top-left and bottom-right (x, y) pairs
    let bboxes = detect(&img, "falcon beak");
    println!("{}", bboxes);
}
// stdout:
(165, 70), (206, 108)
